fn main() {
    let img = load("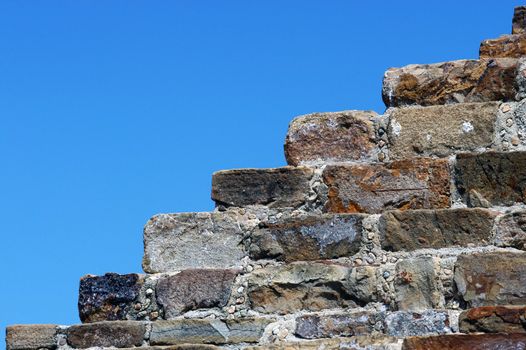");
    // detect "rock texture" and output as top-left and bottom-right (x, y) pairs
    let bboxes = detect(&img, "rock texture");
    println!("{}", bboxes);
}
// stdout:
(284, 110), (378, 165)
(496, 210), (526, 249)
(514, 6), (526, 34)
(6, 325), (58, 350)
(66, 321), (147, 348)
(459, 305), (526, 334)
(480, 34), (526, 58)
(323, 158), (450, 214)
(402, 333), (526, 350)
